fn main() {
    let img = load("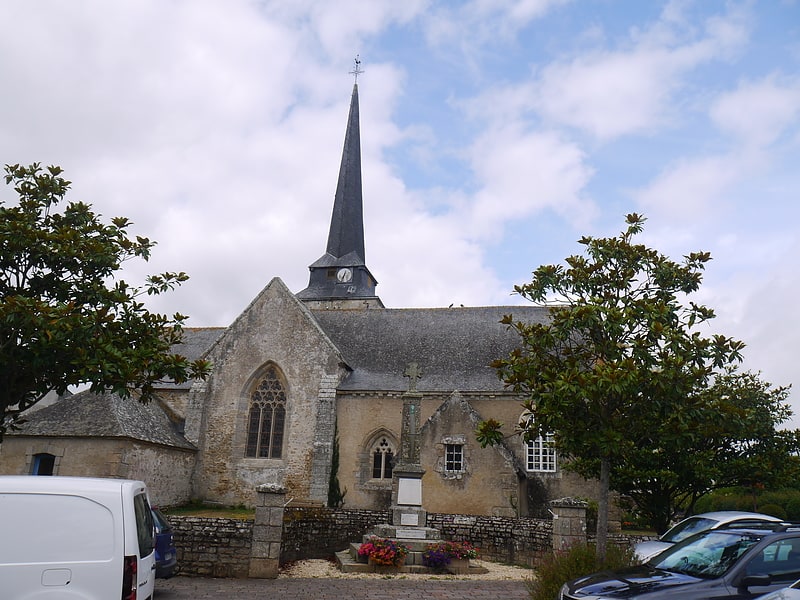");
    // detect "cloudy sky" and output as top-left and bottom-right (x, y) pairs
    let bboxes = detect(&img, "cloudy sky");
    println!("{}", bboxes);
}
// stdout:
(1, 1), (799, 421)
